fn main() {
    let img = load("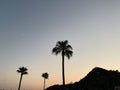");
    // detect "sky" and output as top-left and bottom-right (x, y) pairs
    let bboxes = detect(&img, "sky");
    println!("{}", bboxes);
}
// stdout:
(1, 0), (120, 90)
